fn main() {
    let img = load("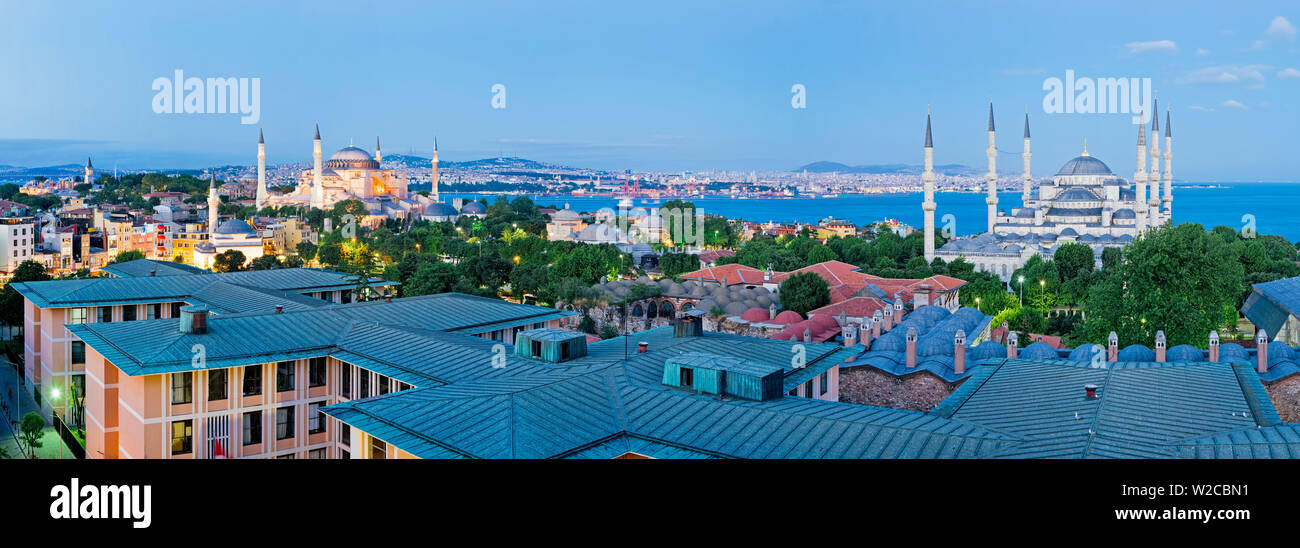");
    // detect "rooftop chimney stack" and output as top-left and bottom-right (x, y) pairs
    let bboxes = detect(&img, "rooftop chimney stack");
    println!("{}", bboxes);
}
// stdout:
(882, 305), (894, 332)
(803, 328), (812, 343)
(1154, 331), (1167, 362)
(769, 303), (777, 319)
(871, 310), (883, 339)
(842, 321), (858, 348)
(953, 329), (967, 375)
(637, 341), (648, 353)
(149, 269), (156, 277)
(893, 299), (905, 320)
(1107, 332), (1119, 362)
(275, 305), (283, 314)
(178, 304), (210, 334)
(905, 327), (918, 368)
(1084, 384), (1099, 400)
(914, 284), (933, 308)
(1208, 331), (1220, 362)
(1007, 331), (1018, 359)
(1257, 329), (1269, 373)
